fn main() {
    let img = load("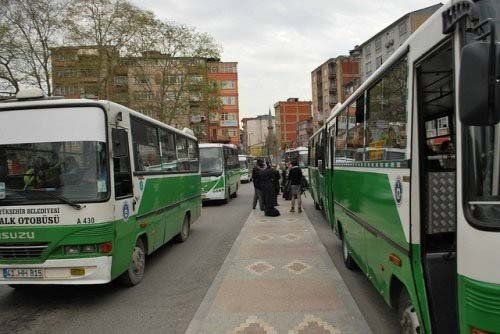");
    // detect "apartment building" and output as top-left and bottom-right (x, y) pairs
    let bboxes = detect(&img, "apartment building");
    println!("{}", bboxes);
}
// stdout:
(296, 118), (314, 148)
(206, 61), (240, 146)
(311, 56), (360, 128)
(357, 3), (441, 82)
(51, 47), (239, 145)
(274, 98), (312, 151)
(241, 114), (276, 156)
